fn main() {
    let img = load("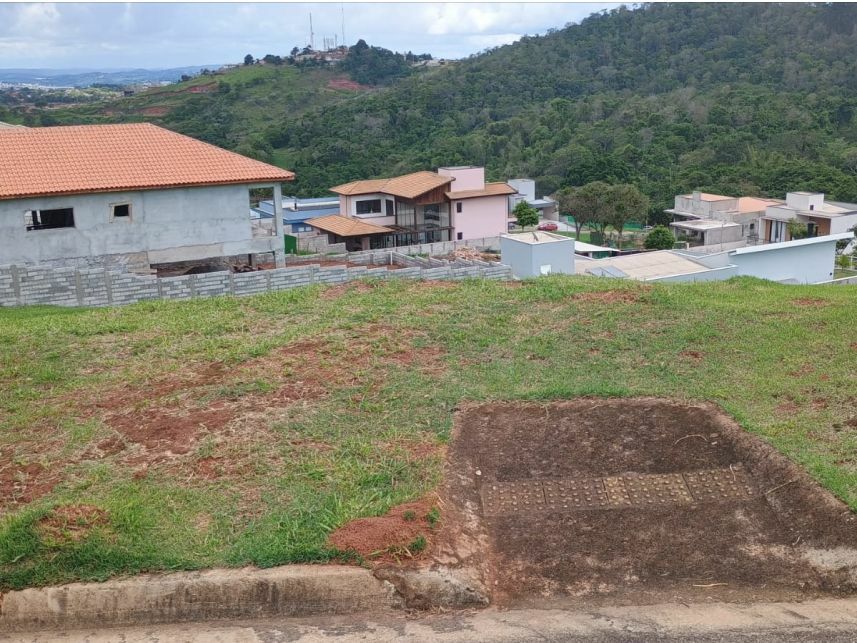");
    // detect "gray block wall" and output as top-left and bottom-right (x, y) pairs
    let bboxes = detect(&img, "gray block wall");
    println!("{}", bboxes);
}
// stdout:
(0, 261), (513, 309)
